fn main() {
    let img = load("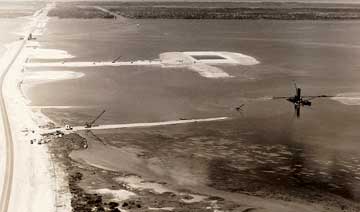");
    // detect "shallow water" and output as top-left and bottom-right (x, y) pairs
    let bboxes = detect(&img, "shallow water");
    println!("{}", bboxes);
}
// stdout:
(27, 18), (360, 206)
